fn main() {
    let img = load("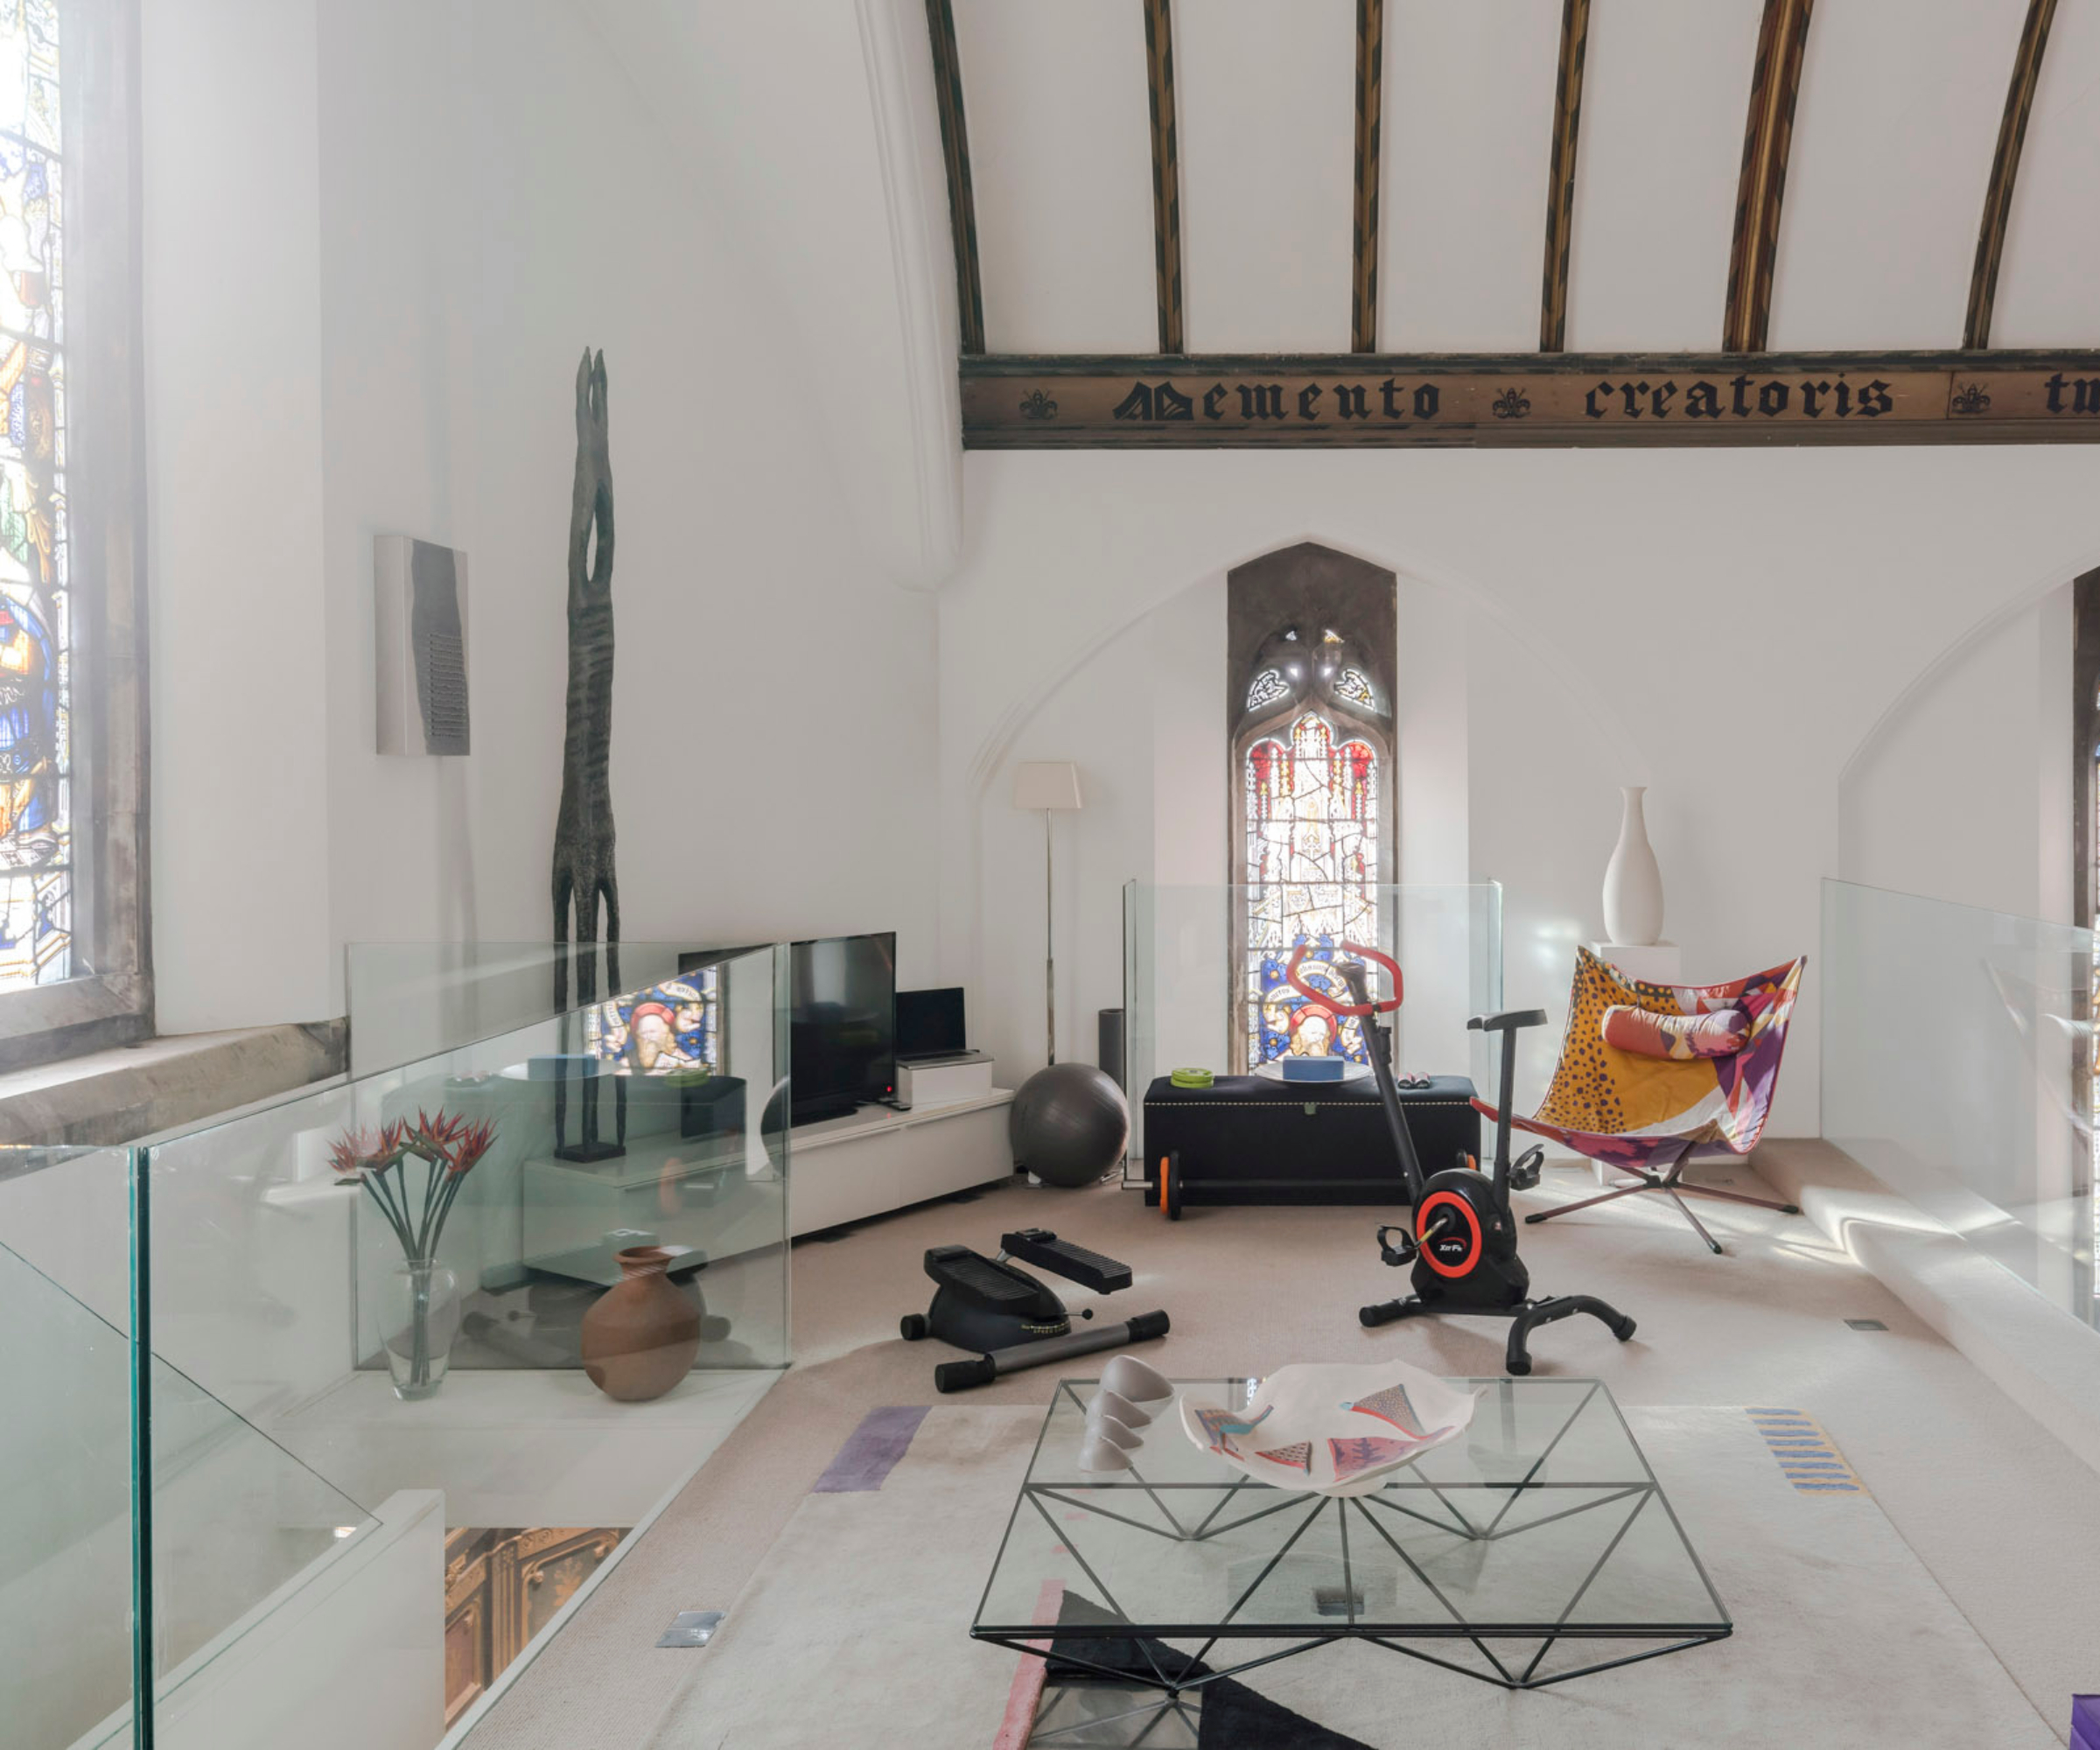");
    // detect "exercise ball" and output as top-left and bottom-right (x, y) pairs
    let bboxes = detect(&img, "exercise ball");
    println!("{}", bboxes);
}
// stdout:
(1010, 1061), (1130, 1188)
